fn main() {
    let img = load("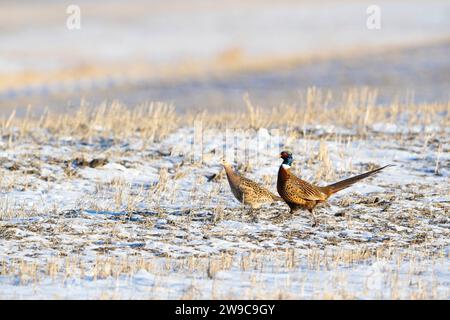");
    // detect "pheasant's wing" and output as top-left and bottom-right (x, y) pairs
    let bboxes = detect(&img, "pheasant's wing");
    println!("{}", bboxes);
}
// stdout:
(240, 178), (274, 202)
(284, 175), (327, 202)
